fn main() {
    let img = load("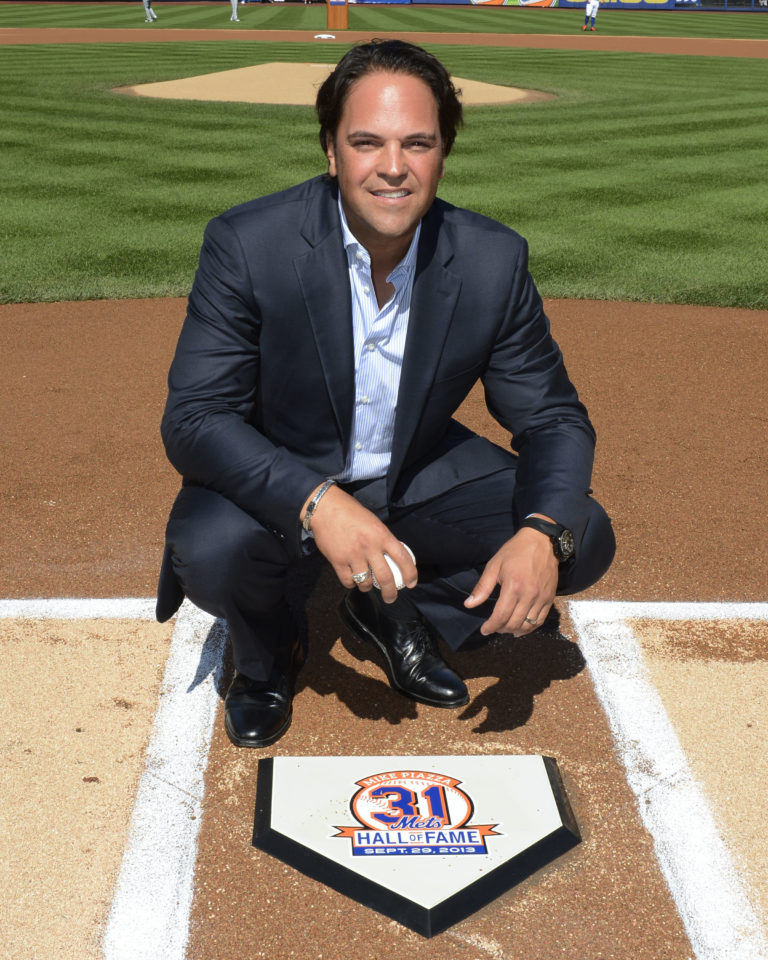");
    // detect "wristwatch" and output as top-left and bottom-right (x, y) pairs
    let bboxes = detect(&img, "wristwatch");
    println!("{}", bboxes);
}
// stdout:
(519, 517), (575, 562)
